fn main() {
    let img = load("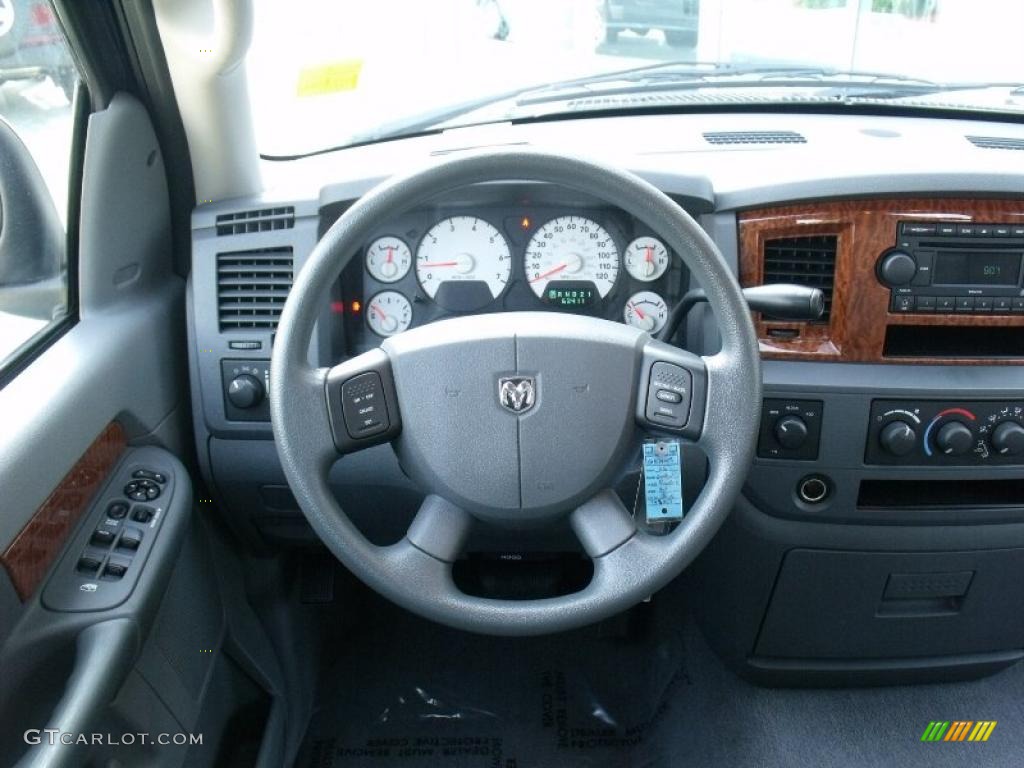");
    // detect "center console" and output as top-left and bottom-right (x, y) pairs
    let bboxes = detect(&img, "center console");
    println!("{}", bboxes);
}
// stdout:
(692, 198), (1024, 687)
